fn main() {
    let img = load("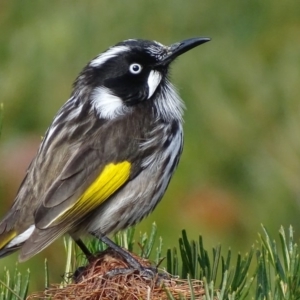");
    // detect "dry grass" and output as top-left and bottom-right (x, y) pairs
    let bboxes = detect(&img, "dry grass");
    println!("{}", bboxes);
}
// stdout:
(28, 248), (205, 300)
